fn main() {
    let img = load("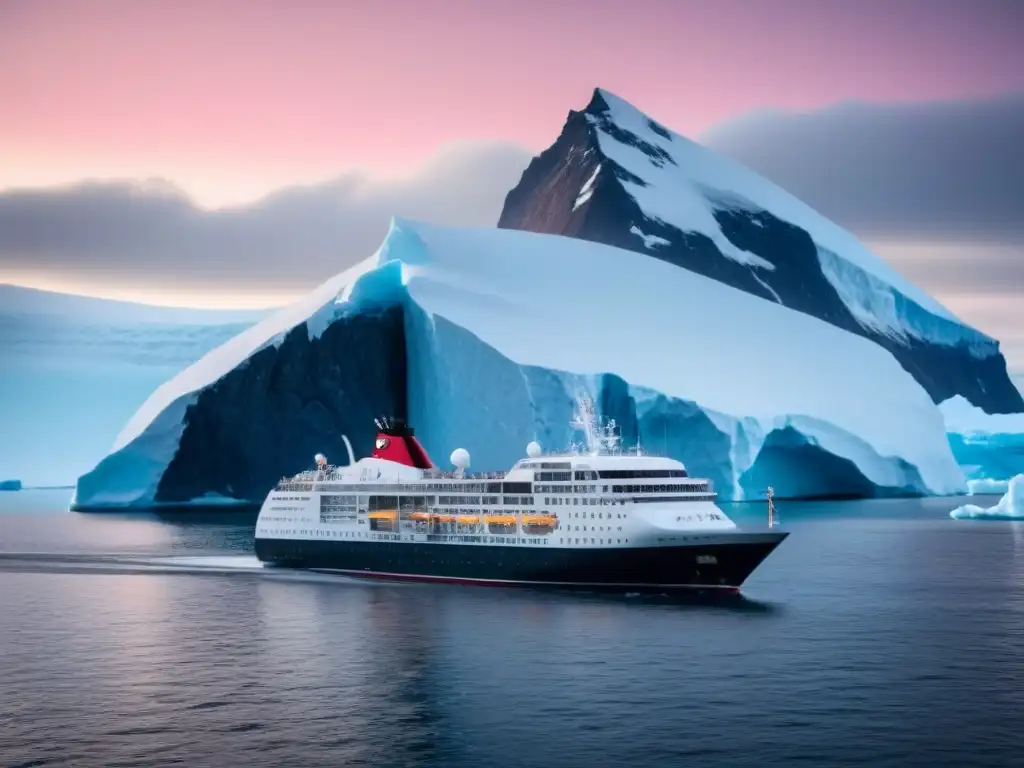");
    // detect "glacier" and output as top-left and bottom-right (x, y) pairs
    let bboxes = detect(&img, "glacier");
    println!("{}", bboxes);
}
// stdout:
(950, 474), (1024, 520)
(498, 87), (1023, 414)
(0, 284), (266, 488)
(73, 219), (966, 509)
